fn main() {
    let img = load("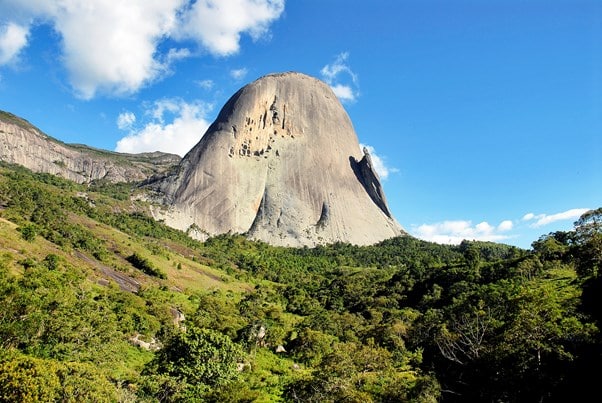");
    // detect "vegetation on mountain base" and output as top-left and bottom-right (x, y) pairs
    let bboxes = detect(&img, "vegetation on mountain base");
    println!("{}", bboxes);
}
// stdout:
(0, 161), (599, 402)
